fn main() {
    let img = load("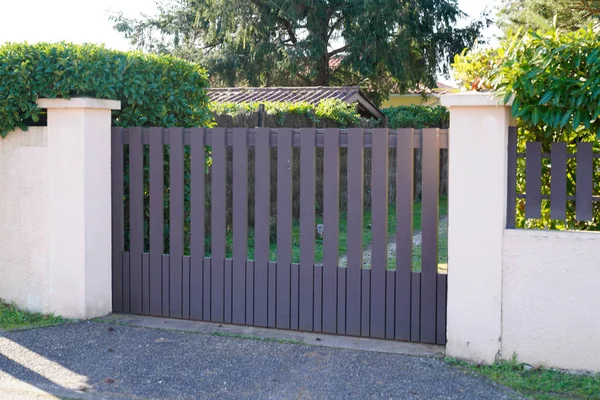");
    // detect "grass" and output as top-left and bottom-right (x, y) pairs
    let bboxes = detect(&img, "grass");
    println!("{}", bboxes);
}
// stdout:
(0, 300), (64, 331)
(223, 198), (448, 272)
(446, 356), (600, 400)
